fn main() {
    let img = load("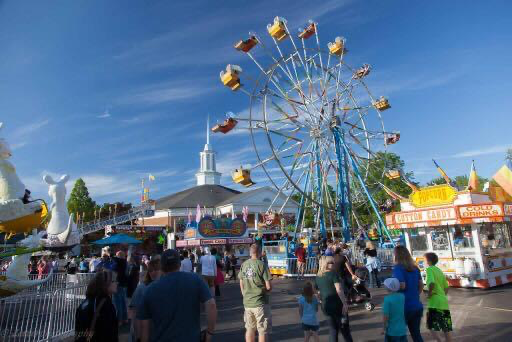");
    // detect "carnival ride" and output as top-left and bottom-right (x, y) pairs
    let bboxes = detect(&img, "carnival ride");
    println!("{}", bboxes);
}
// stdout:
(216, 17), (398, 248)
(0, 122), (155, 297)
